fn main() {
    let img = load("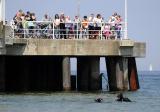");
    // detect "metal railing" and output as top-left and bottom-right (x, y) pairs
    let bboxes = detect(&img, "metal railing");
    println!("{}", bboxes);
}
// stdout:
(10, 21), (125, 40)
